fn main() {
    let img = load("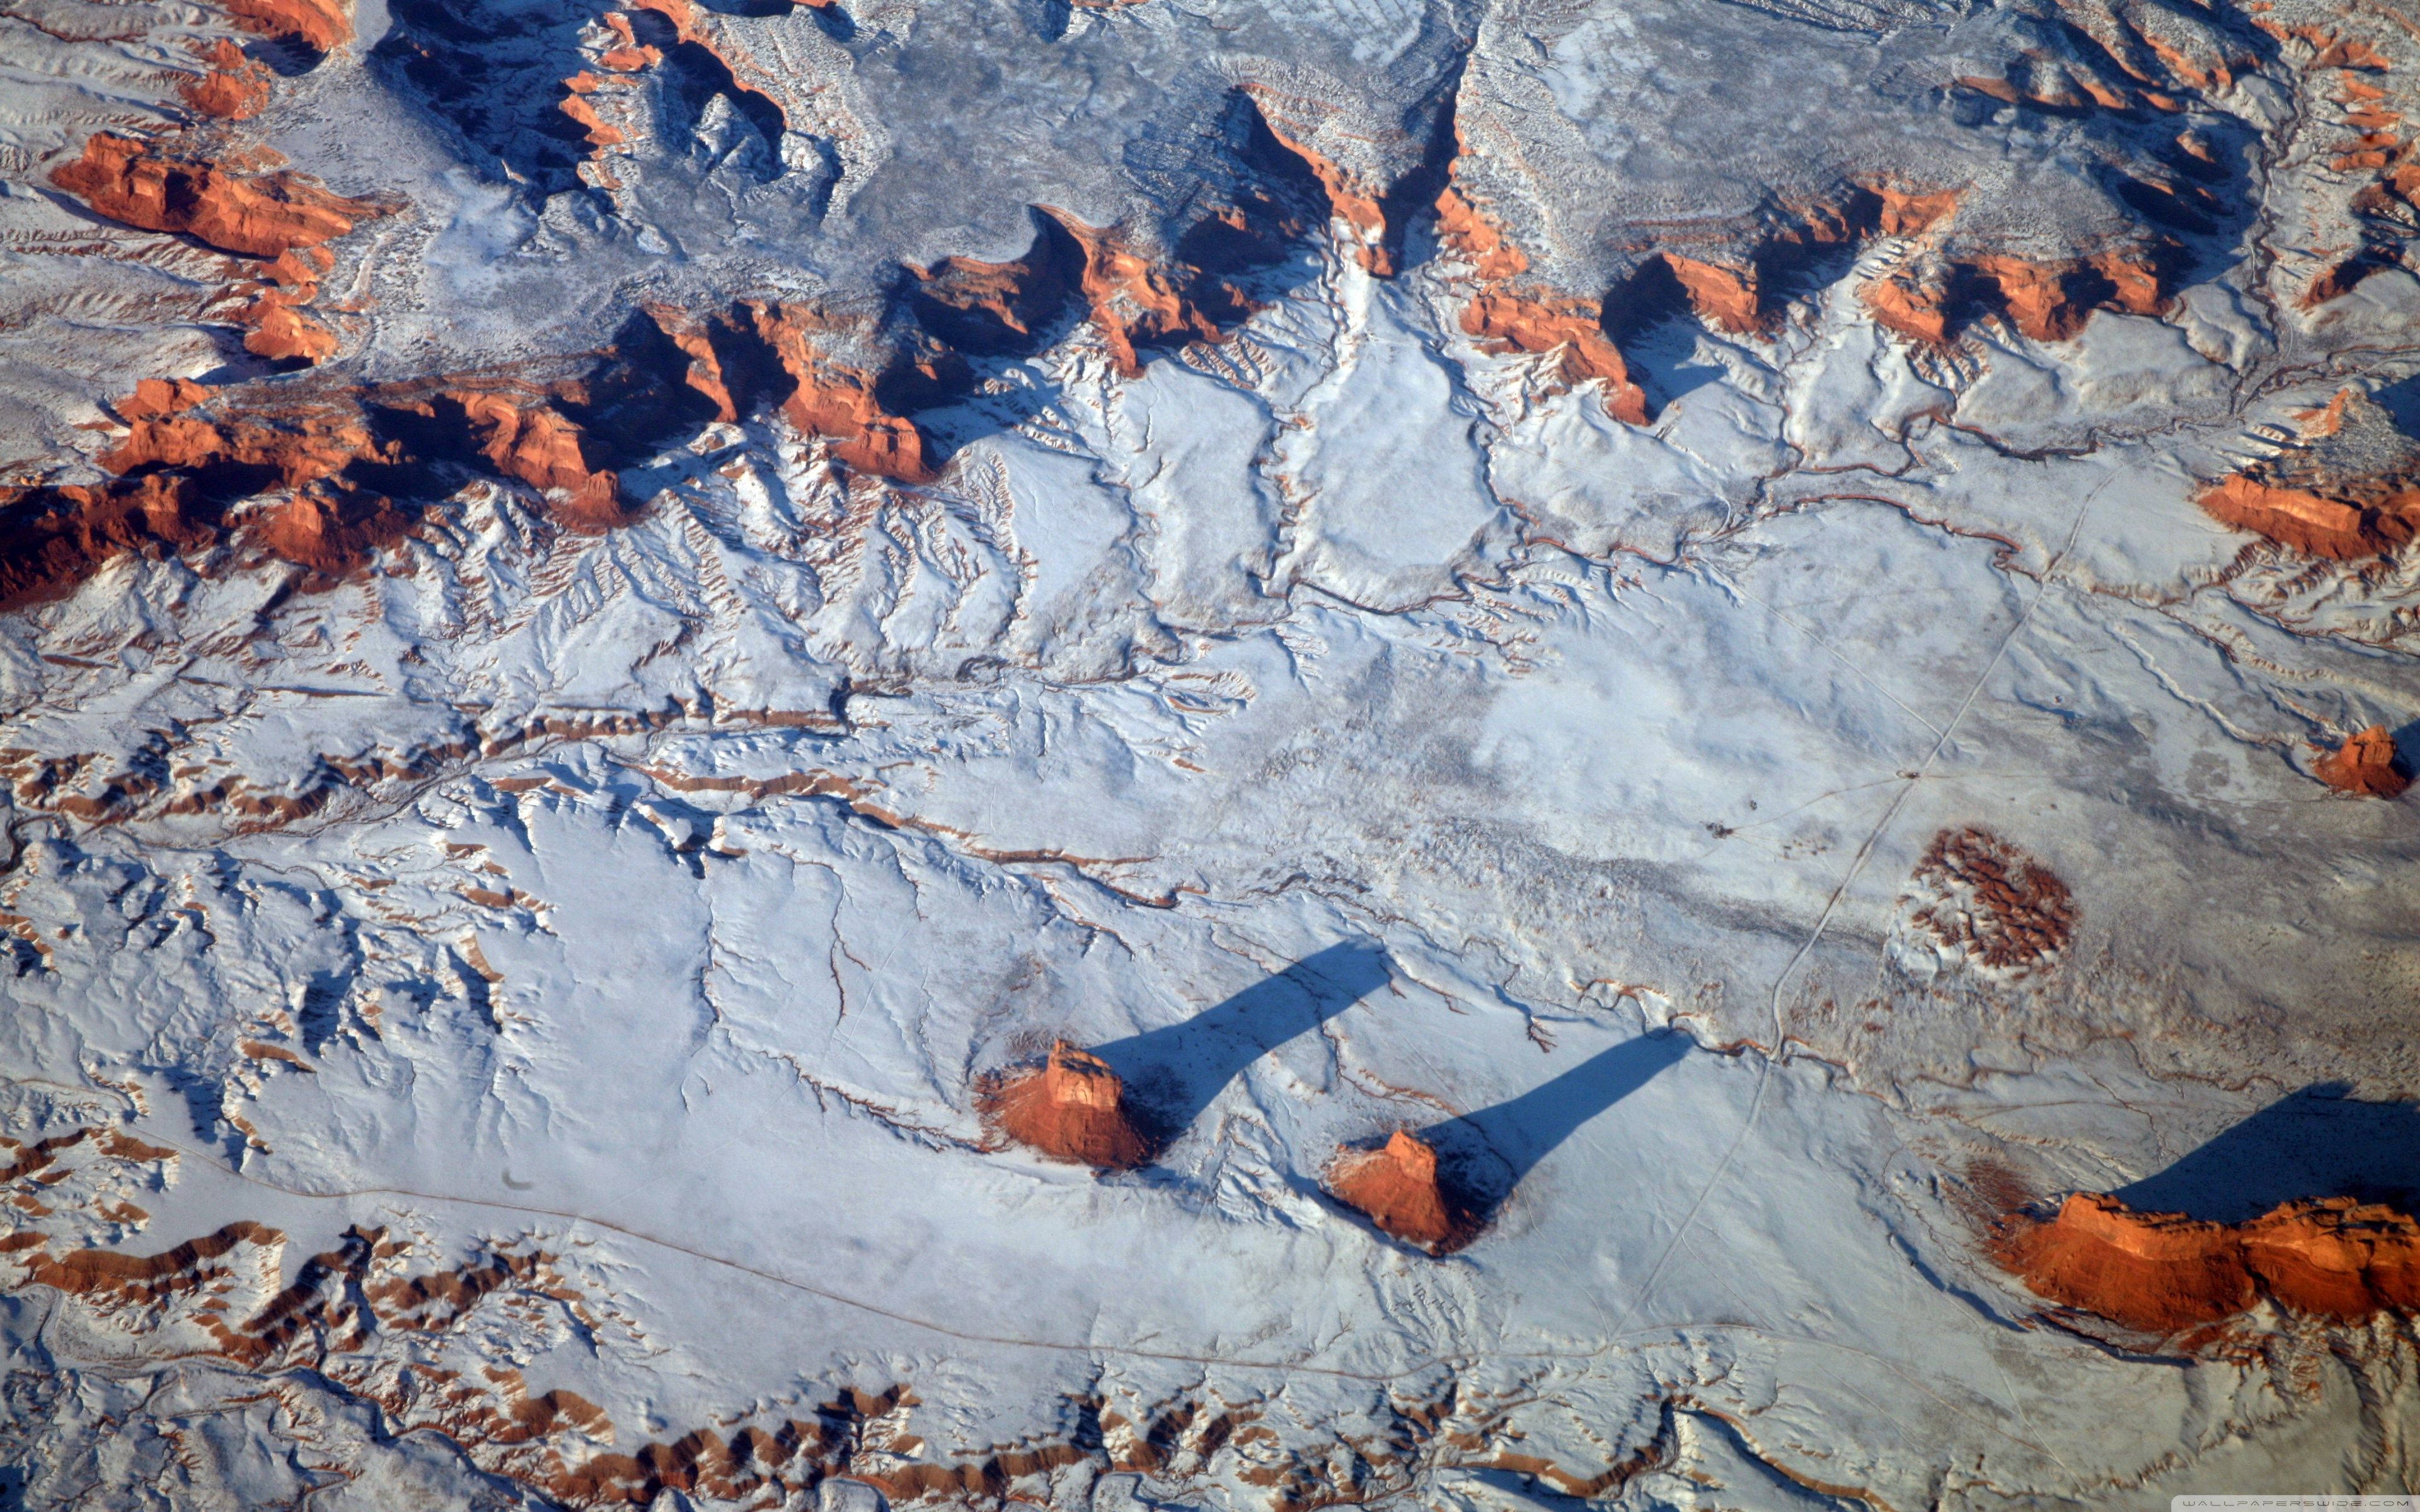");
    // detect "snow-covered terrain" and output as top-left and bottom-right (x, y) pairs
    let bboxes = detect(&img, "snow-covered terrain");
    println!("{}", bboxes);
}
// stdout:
(3, 0), (2419, 1504)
